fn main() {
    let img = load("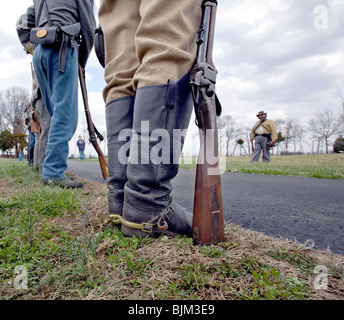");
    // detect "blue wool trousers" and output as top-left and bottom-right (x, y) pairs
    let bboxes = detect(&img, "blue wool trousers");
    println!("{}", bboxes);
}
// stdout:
(32, 43), (78, 180)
